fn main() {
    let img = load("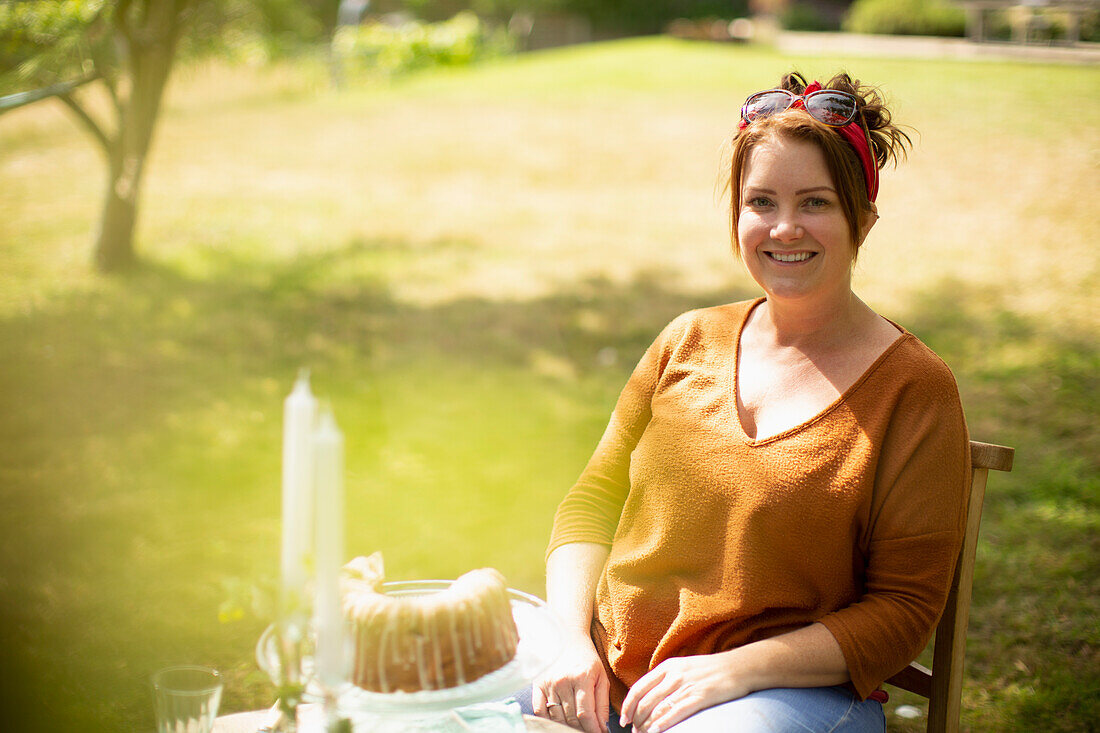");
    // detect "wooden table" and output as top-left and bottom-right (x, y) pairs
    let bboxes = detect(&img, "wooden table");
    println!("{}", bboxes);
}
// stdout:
(214, 708), (574, 732)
